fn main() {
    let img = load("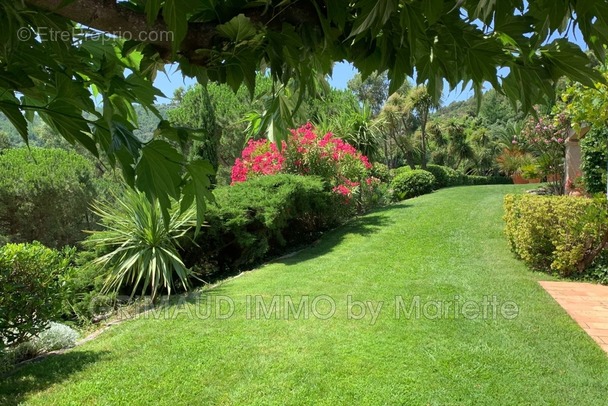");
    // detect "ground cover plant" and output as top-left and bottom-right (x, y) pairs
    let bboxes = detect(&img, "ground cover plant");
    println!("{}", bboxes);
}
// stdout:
(2, 185), (607, 405)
